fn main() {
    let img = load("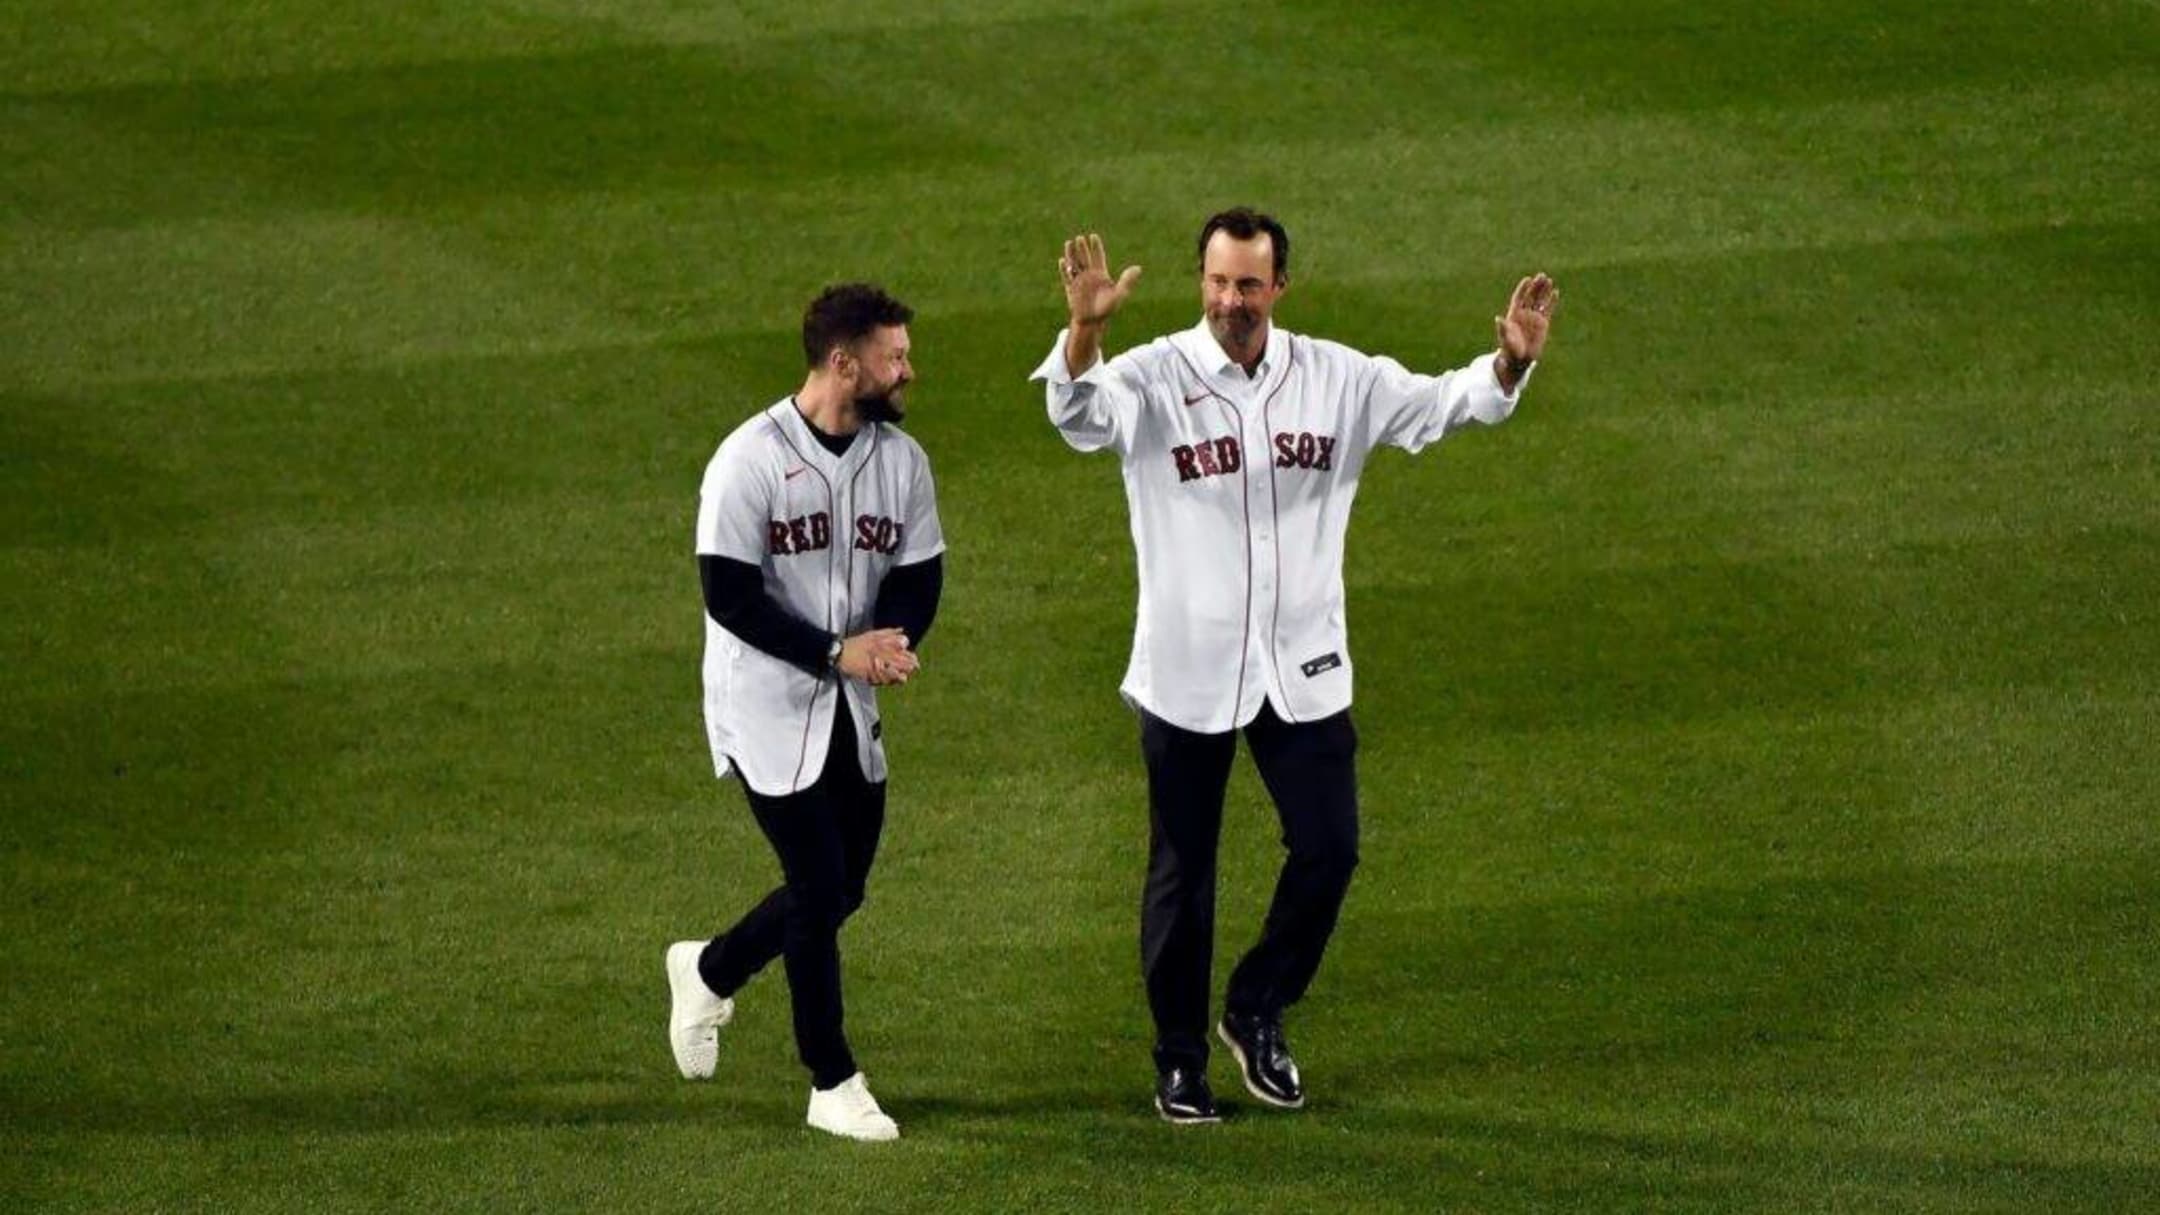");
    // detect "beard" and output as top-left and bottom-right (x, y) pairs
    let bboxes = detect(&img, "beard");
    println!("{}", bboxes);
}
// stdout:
(856, 384), (906, 425)
(1208, 309), (1260, 349)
